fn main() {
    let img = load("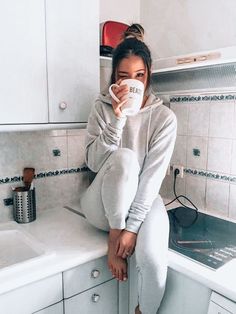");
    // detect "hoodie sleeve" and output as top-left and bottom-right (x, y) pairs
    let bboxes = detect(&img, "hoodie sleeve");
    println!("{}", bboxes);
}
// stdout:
(85, 101), (127, 172)
(125, 110), (177, 233)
